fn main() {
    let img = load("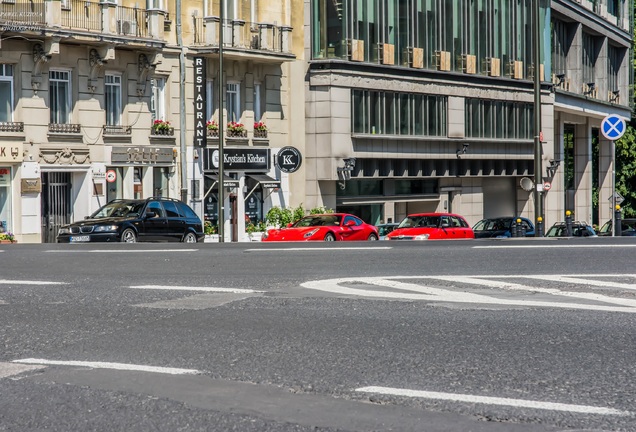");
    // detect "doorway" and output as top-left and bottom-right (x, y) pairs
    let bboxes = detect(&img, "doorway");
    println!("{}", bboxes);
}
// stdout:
(41, 172), (71, 243)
